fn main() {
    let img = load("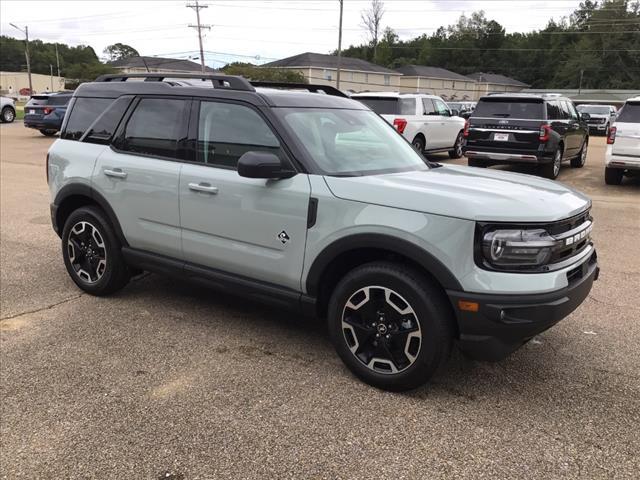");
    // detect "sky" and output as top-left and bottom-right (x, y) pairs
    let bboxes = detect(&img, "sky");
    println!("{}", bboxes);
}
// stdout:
(0, 0), (584, 68)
